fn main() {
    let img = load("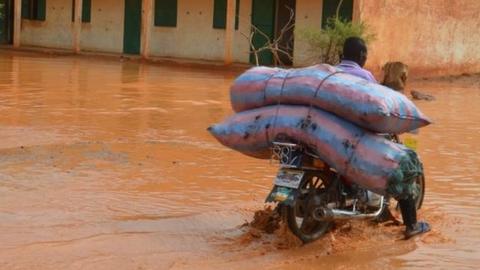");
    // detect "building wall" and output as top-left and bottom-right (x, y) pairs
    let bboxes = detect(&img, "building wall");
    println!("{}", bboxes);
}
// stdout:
(292, 0), (323, 66)
(20, 0), (74, 49)
(80, 0), (125, 54)
(358, 0), (480, 77)
(17, 0), (480, 76)
(149, 0), (252, 63)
